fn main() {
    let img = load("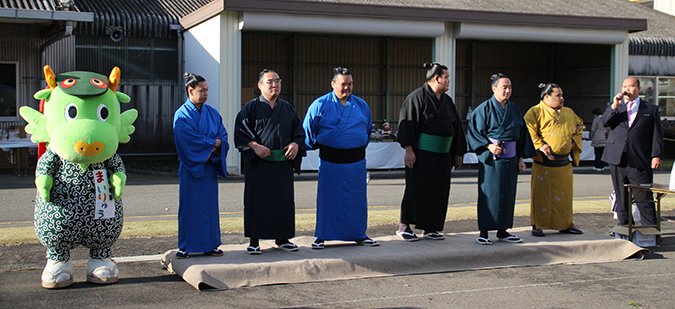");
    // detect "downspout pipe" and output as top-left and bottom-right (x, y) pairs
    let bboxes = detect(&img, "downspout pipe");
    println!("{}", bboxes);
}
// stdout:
(39, 20), (75, 85)
(176, 26), (185, 101)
